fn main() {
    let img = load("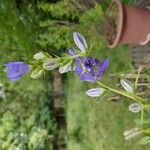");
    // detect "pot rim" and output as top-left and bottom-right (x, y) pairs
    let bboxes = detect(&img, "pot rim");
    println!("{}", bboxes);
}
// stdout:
(107, 0), (124, 48)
